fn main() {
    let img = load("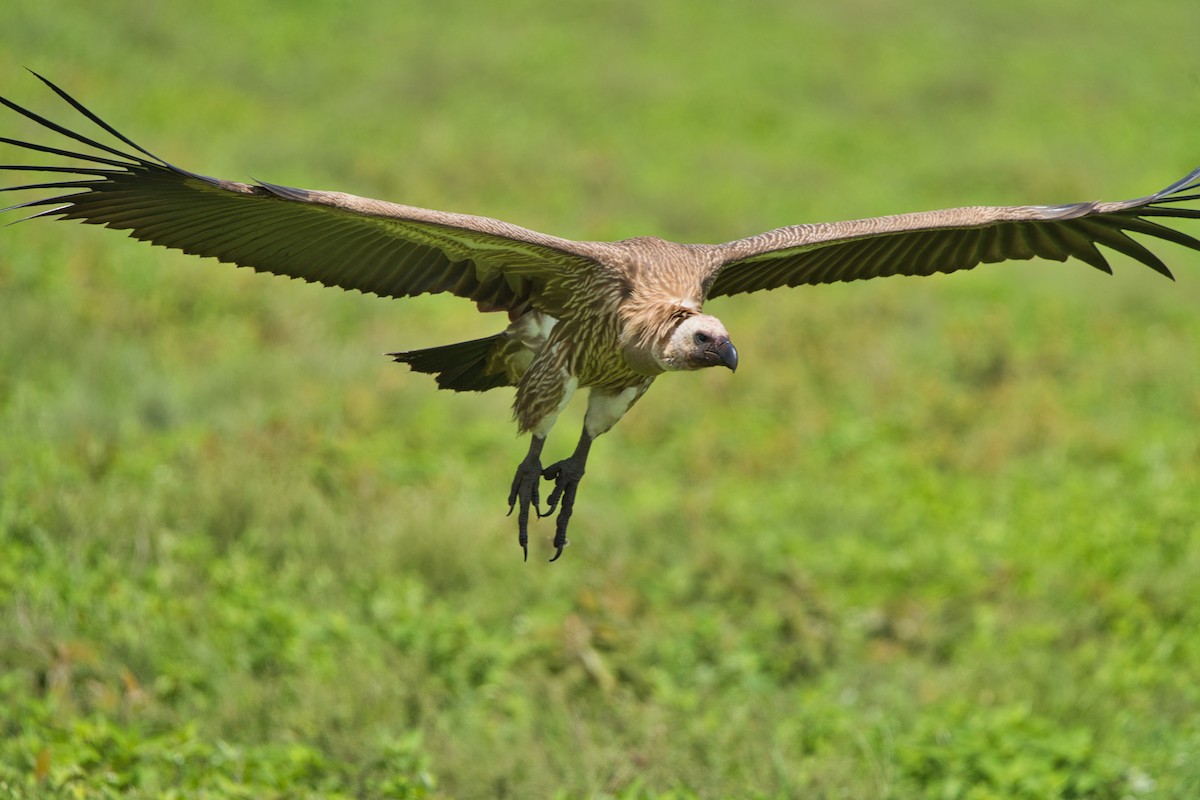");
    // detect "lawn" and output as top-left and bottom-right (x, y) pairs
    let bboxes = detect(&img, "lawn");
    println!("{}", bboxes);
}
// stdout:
(2, 2), (1200, 798)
